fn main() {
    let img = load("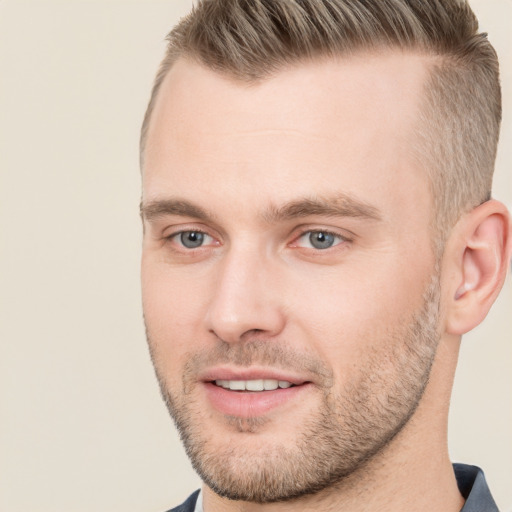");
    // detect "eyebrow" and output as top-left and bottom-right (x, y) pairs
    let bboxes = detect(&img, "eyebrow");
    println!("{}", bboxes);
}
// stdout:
(141, 199), (214, 223)
(261, 195), (382, 223)
(141, 194), (382, 224)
